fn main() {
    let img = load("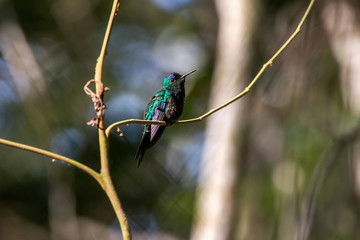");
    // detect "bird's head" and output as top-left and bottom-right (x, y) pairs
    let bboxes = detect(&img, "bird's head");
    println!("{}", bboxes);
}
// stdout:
(162, 70), (196, 92)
